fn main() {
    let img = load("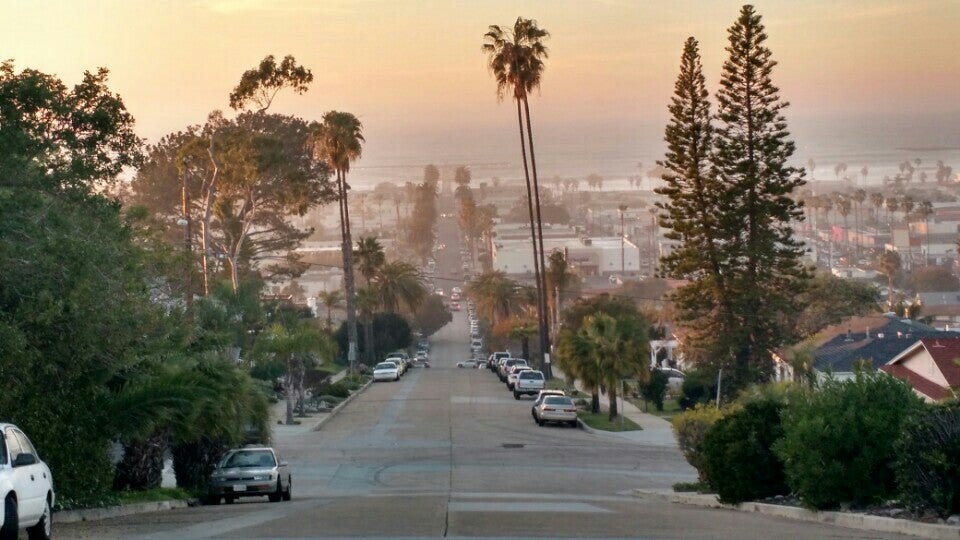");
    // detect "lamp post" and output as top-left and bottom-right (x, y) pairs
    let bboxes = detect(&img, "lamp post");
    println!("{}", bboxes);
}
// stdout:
(618, 204), (627, 275)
